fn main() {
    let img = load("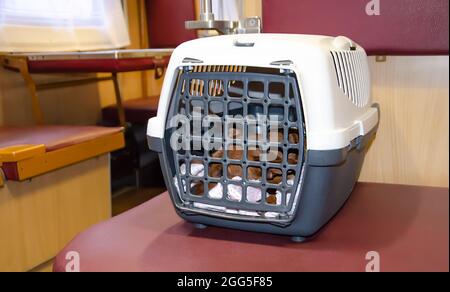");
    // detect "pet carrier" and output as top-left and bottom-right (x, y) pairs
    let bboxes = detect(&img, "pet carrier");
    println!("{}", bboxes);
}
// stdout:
(147, 34), (379, 241)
